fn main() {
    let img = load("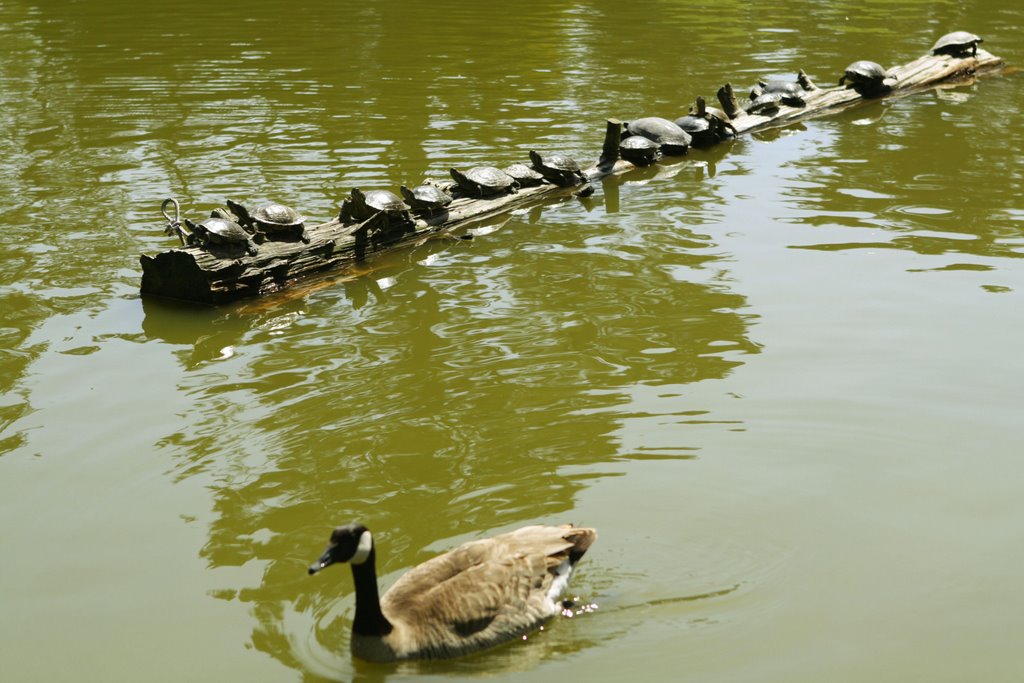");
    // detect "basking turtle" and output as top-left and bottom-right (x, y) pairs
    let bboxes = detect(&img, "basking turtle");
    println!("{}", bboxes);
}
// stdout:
(339, 188), (412, 225)
(931, 31), (983, 57)
(618, 135), (660, 166)
(623, 117), (691, 155)
(252, 203), (310, 243)
(528, 150), (589, 187)
(225, 199), (309, 243)
(400, 184), (452, 215)
(185, 216), (258, 256)
(449, 166), (518, 197)
(839, 60), (894, 96)
(751, 80), (806, 107)
(698, 105), (738, 141)
(673, 115), (717, 147)
(746, 92), (782, 115)
(503, 163), (545, 188)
